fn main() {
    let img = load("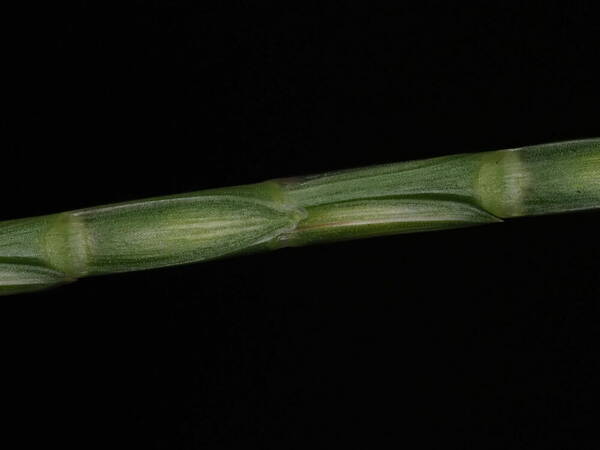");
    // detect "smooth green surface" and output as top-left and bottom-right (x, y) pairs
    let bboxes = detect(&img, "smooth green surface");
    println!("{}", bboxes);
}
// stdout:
(278, 198), (500, 247)
(0, 263), (70, 295)
(76, 194), (305, 275)
(1, 138), (599, 295)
